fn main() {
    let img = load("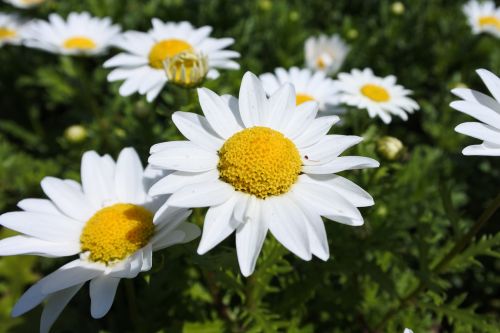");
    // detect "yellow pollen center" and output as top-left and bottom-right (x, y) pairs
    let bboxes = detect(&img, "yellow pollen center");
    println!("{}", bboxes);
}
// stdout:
(148, 39), (193, 69)
(478, 16), (500, 30)
(218, 126), (302, 199)
(296, 93), (315, 105)
(0, 27), (16, 40)
(361, 84), (390, 102)
(80, 203), (154, 264)
(63, 36), (96, 50)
